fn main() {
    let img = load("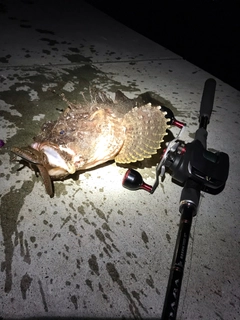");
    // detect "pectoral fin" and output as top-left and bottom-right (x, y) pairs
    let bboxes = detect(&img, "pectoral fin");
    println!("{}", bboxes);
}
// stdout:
(115, 104), (170, 163)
